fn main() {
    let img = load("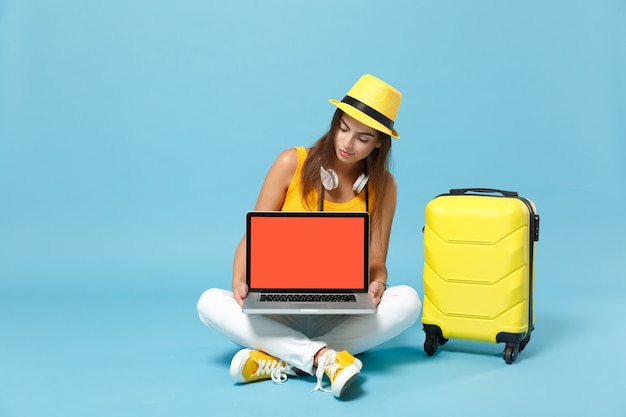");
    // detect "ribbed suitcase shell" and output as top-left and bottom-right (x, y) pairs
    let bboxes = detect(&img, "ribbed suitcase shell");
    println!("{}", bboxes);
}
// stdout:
(421, 189), (539, 364)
